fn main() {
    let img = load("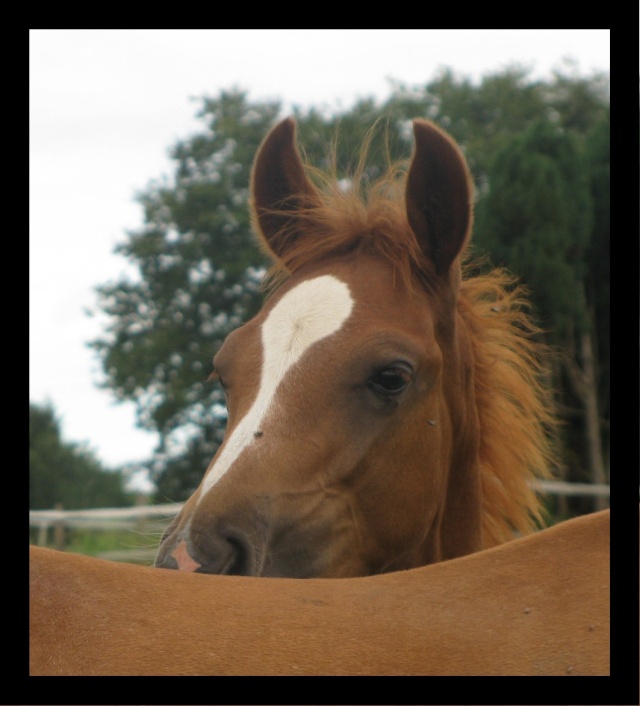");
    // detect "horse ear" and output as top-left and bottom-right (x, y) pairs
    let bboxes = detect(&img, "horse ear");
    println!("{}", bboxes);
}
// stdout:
(250, 117), (321, 261)
(406, 120), (474, 276)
